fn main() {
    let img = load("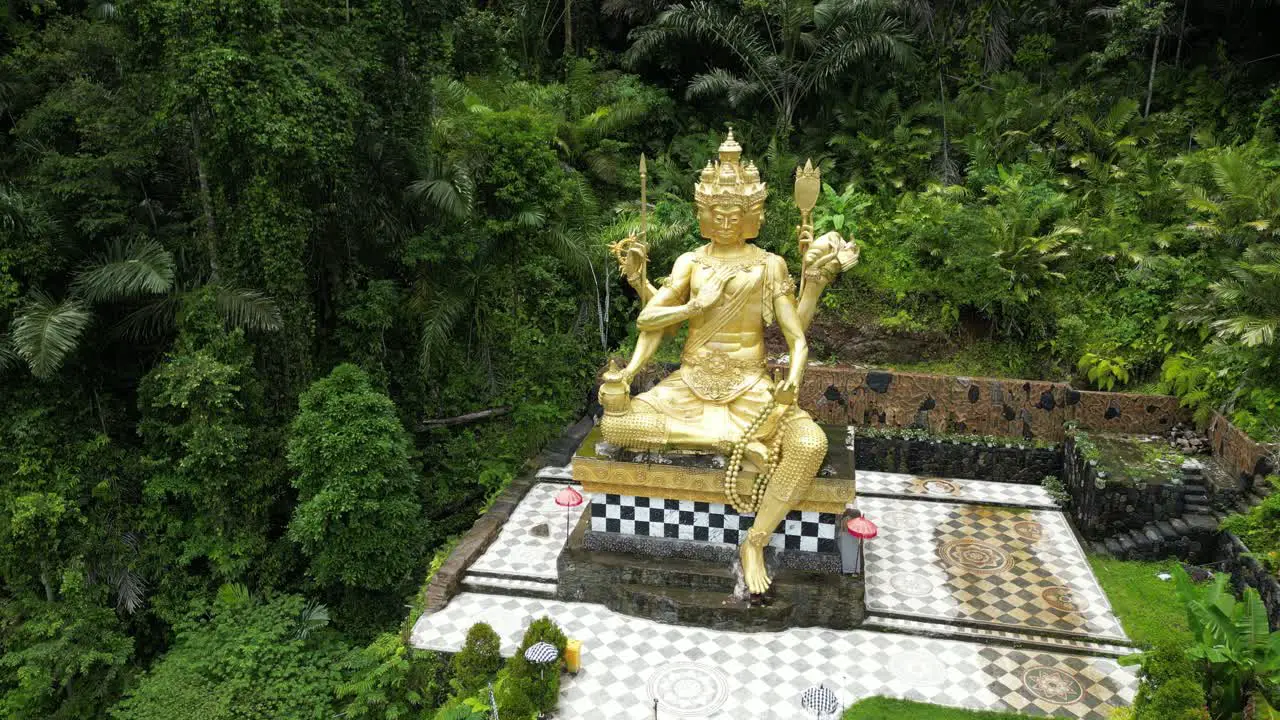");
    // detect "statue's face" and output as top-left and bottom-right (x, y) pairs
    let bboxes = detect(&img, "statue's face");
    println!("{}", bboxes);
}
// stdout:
(698, 202), (761, 245)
